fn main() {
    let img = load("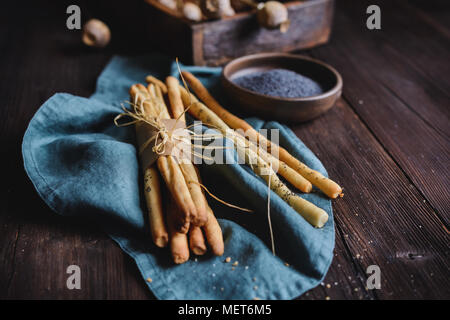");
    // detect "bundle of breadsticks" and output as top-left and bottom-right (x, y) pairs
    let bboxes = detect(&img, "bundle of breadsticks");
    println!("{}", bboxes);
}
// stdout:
(124, 79), (224, 264)
(120, 71), (342, 264)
